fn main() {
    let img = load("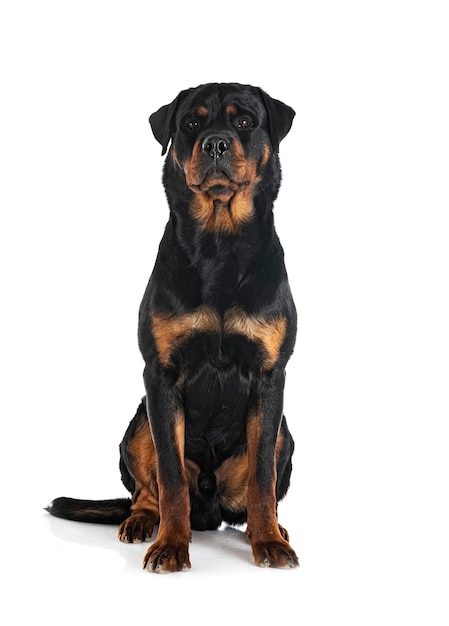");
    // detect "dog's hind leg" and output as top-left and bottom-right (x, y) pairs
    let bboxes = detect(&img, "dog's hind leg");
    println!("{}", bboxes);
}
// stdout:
(118, 399), (160, 543)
